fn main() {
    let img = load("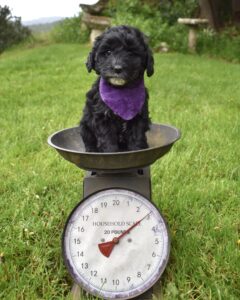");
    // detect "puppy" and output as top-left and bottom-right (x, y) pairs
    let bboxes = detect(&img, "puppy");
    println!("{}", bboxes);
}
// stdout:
(80, 25), (154, 152)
